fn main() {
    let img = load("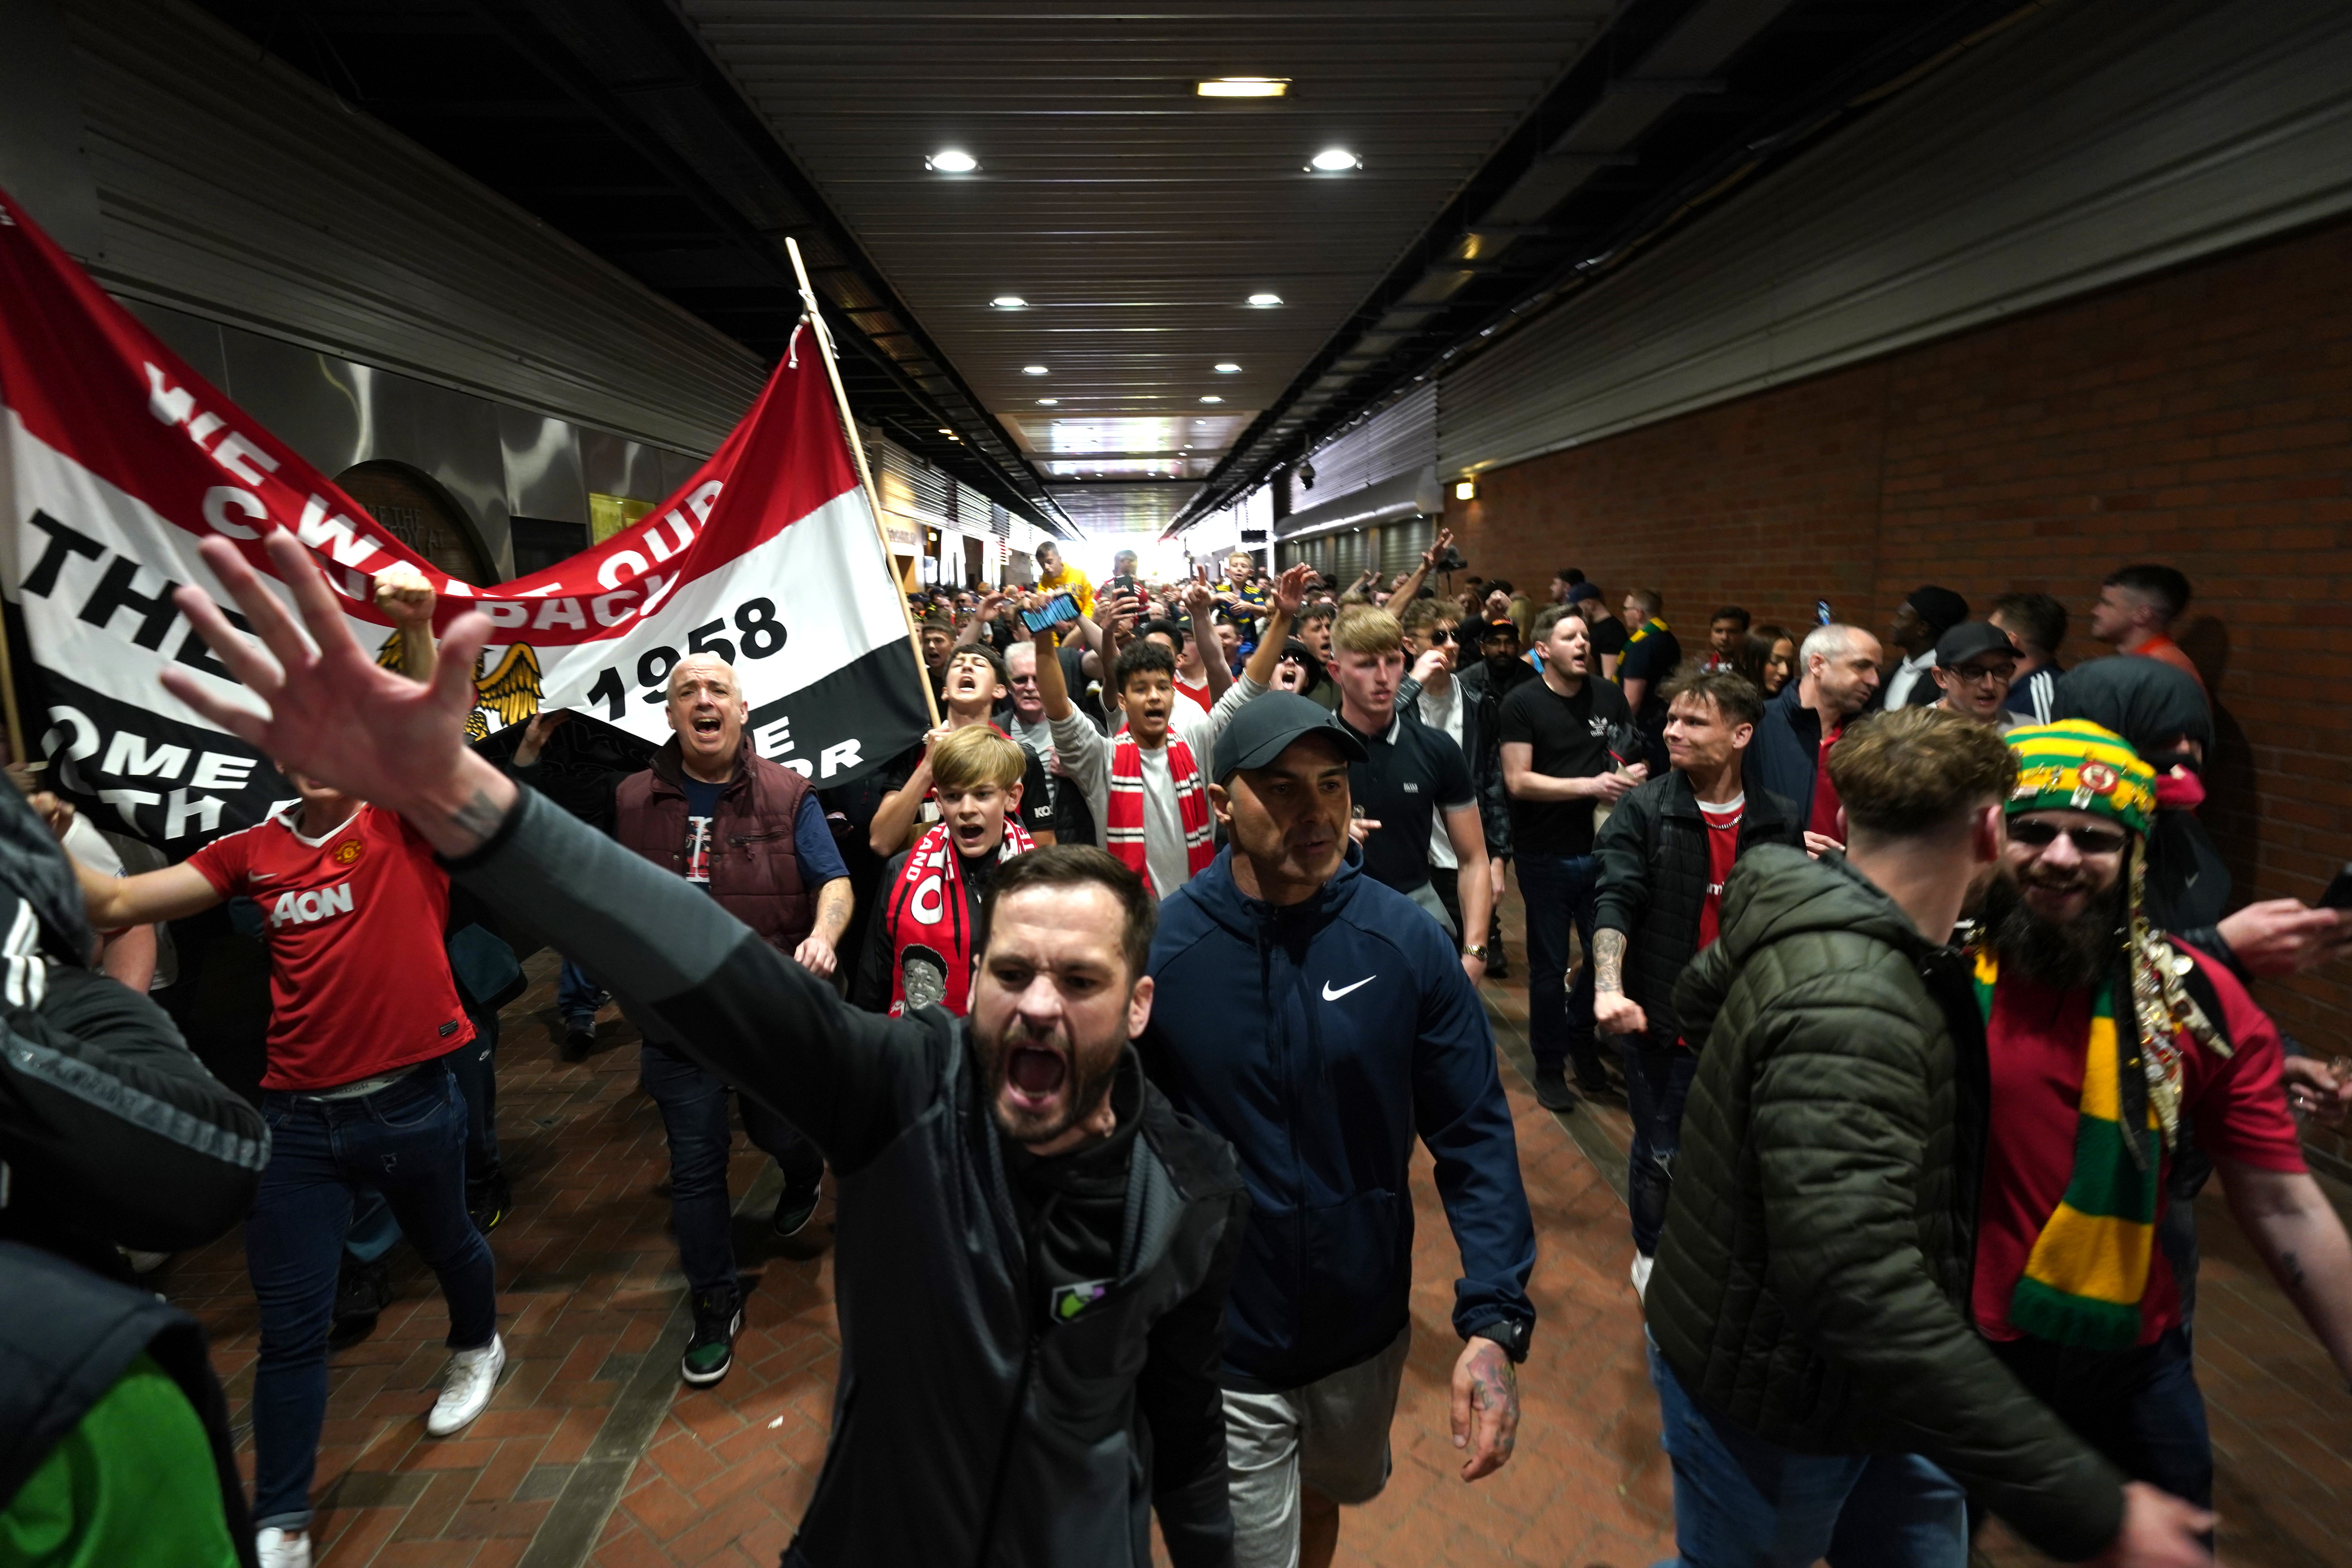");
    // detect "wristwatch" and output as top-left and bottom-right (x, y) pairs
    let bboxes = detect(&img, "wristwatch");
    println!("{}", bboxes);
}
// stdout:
(1471, 1318), (1531, 1364)
(1462, 942), (1490, 963)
